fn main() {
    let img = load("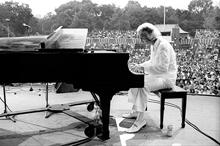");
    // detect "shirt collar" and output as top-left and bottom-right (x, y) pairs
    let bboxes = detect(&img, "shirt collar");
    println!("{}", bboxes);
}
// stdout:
(153, 37), (161, 51)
